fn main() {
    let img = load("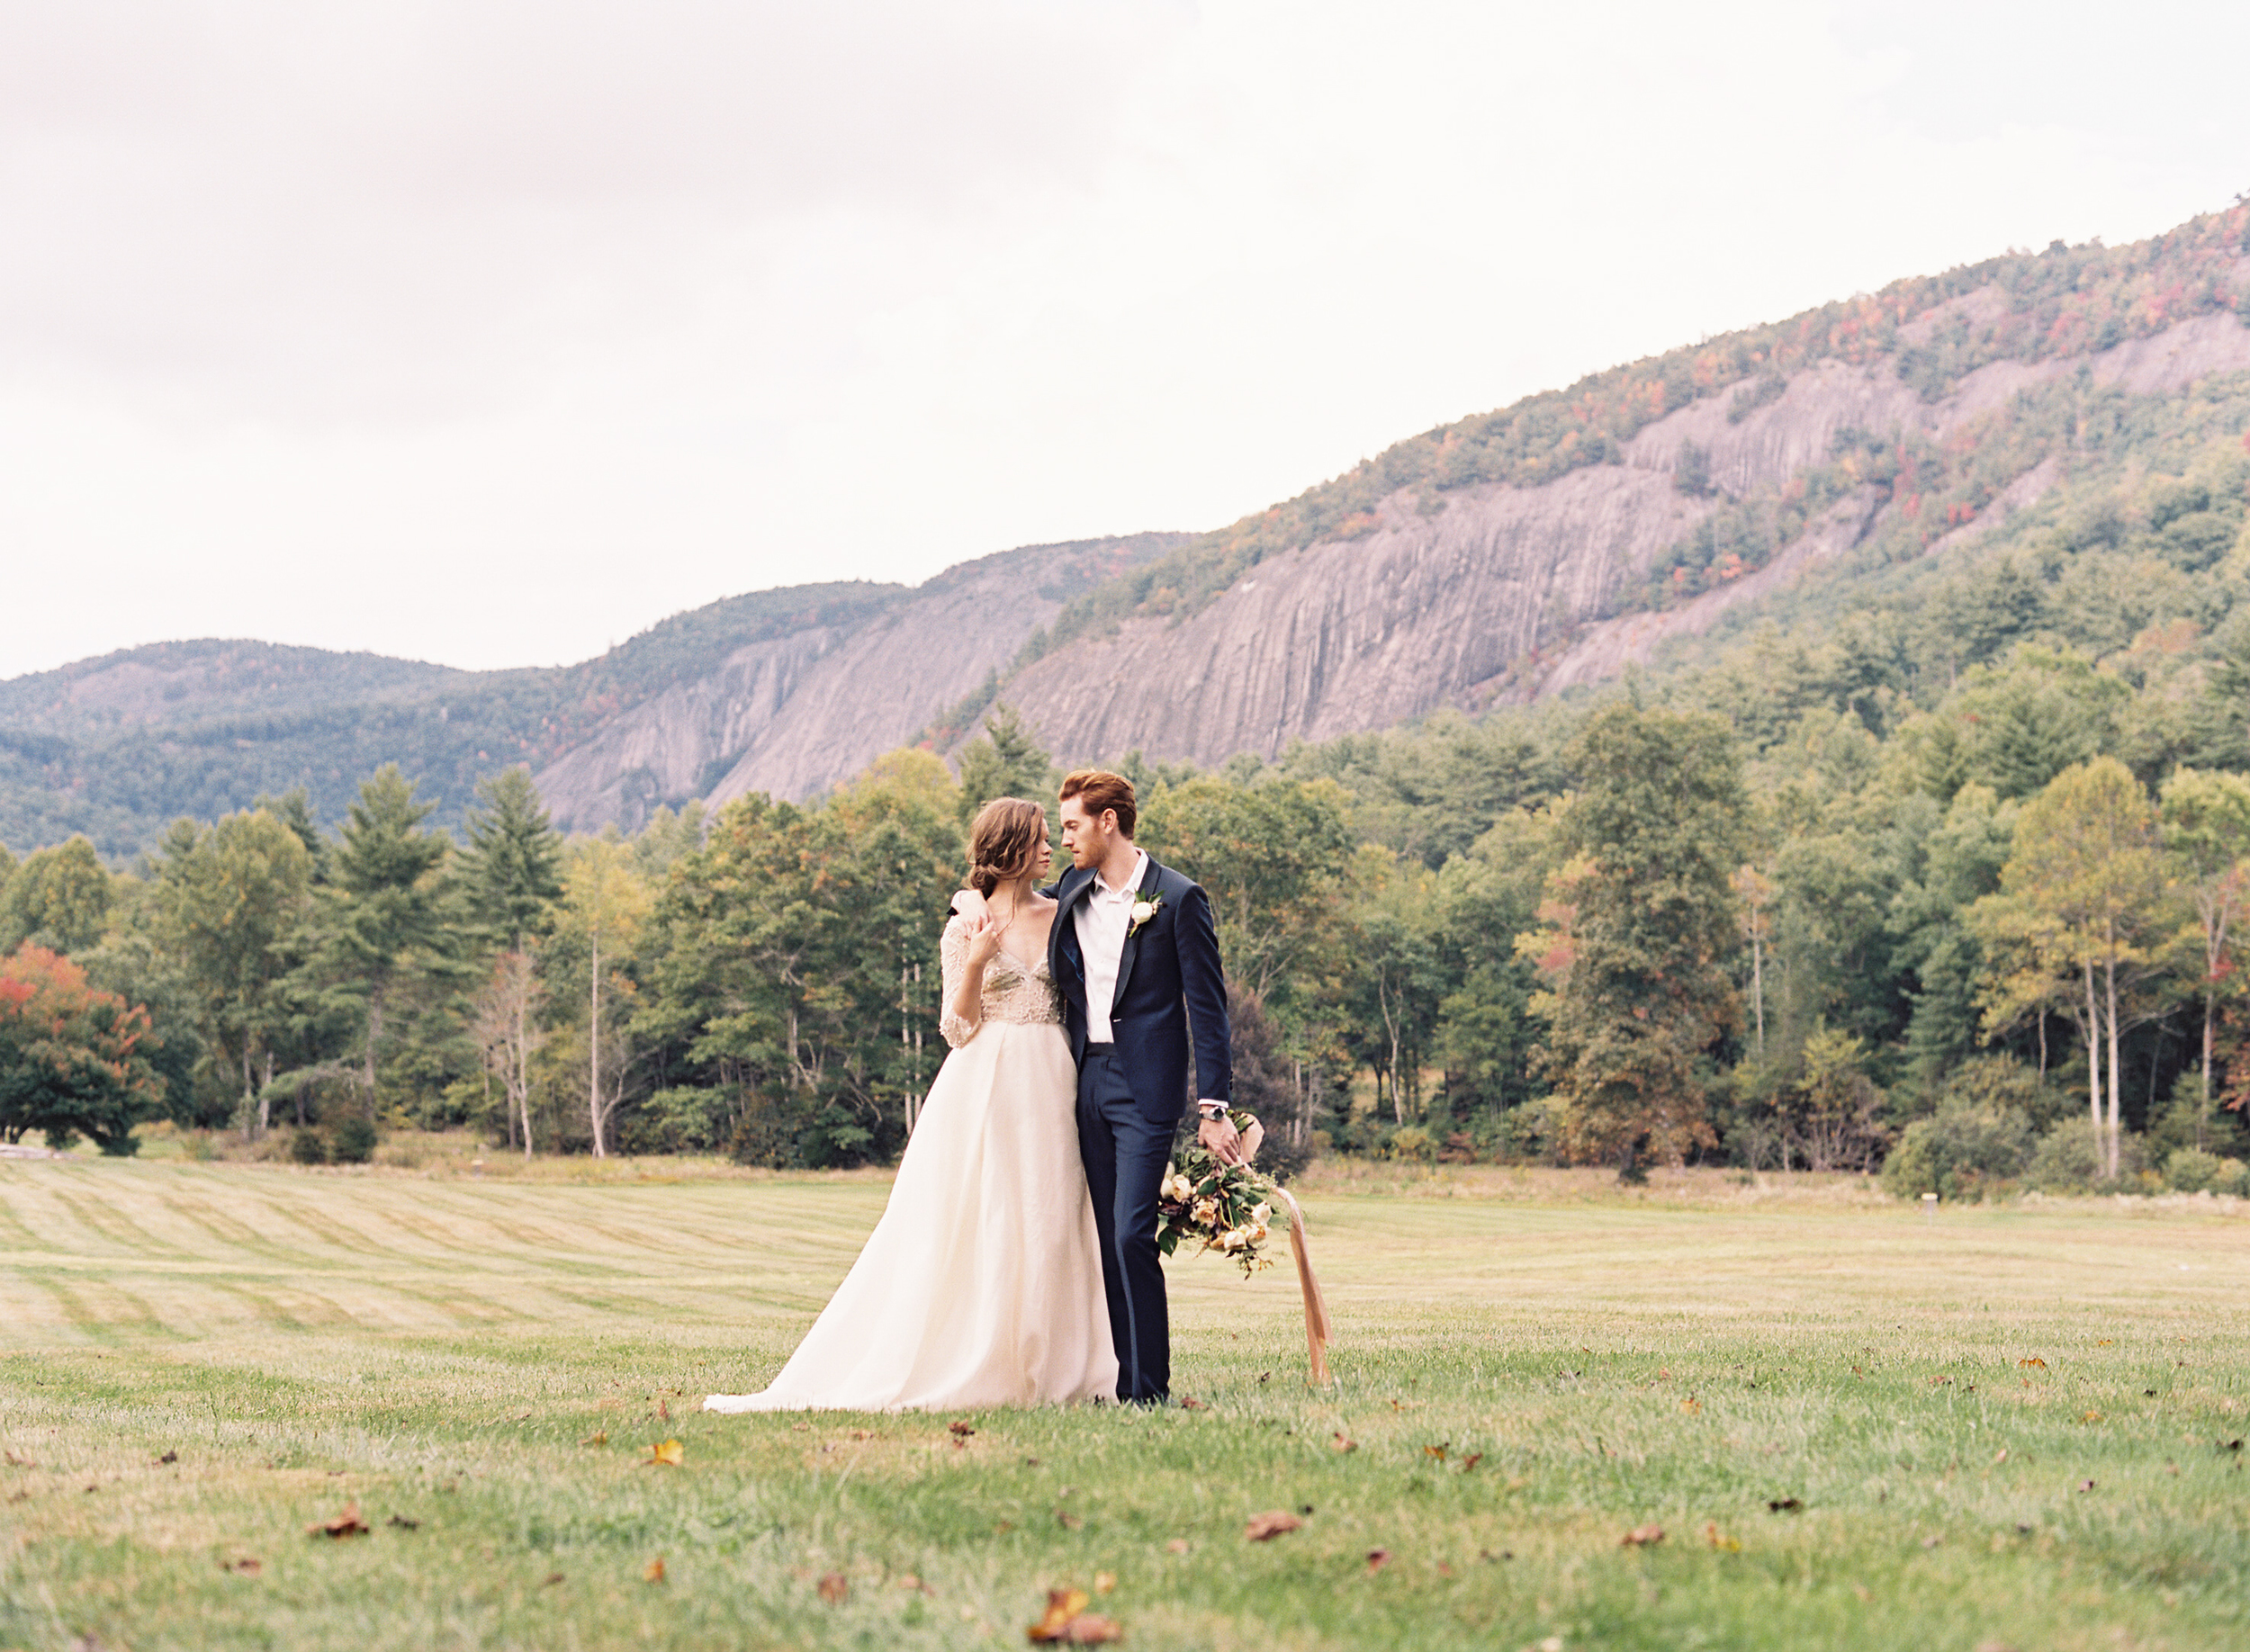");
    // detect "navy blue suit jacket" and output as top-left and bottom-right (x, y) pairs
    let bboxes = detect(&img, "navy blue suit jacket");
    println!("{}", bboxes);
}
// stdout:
(1046, 855), (1231, 1123)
